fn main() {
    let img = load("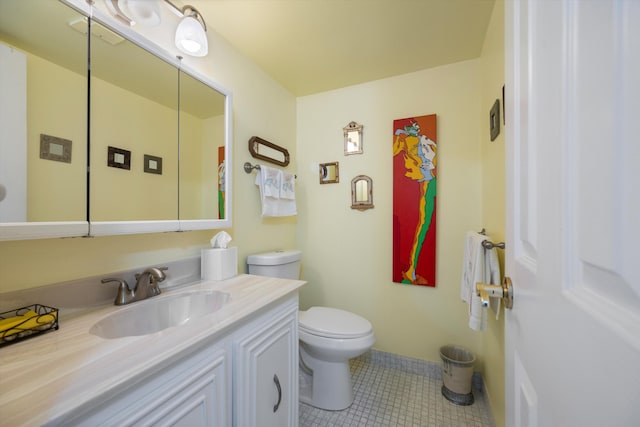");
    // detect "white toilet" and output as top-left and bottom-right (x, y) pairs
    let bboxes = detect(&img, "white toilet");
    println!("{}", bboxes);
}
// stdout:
(247, 250), (375, 411)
